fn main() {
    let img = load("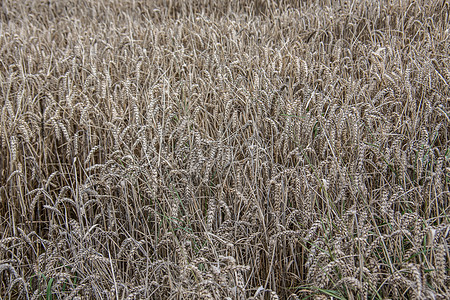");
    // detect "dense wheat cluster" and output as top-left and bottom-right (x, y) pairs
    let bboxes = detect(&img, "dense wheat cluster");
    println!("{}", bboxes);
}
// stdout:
(1, 0), (449, 298)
